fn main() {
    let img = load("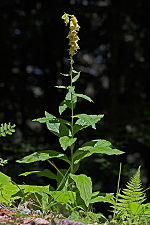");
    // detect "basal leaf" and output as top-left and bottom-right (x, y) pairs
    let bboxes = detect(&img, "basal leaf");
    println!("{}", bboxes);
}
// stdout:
(74, 93), (93, 103)
(59, 136), (77, 151)
(0, 172), (11, 185)
(19, 185), (50, 193)
(70, 174), (92, 207)
(48, 191), (76, 204)
(72, 72), (80, 83)
(0, 182), (20, 204)
(16, 150), (65, 163)
(90, 193), (114, 204)
(19, 169), (57, 180)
